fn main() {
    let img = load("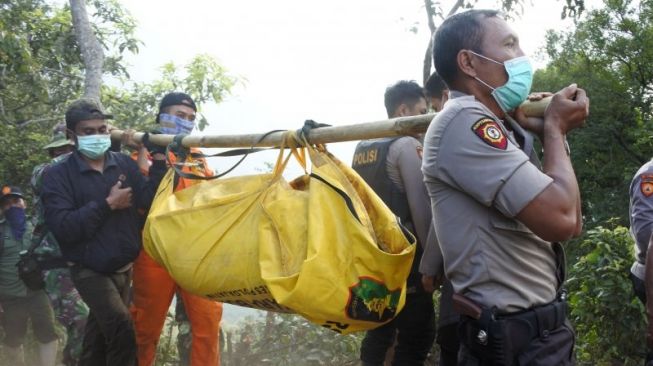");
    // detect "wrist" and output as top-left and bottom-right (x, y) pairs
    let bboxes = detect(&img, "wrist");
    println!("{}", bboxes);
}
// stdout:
(542, 122), (565, 141)
(542, 125), (570, 153)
